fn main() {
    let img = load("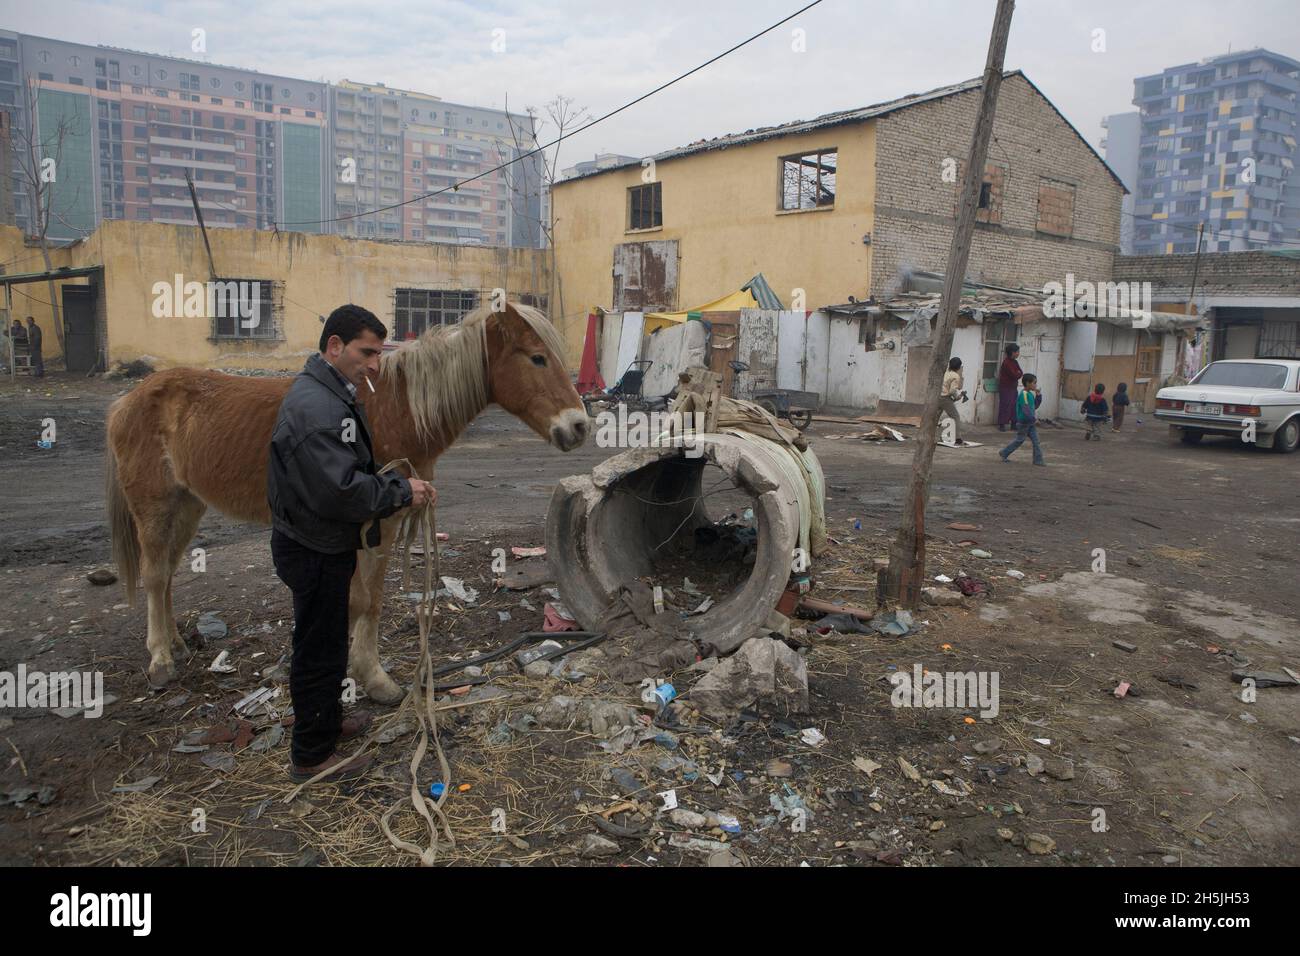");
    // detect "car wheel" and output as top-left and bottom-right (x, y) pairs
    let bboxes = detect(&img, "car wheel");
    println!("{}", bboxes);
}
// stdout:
(1273, 418), (1300, 454)
(1180, 430), (1204, 445)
